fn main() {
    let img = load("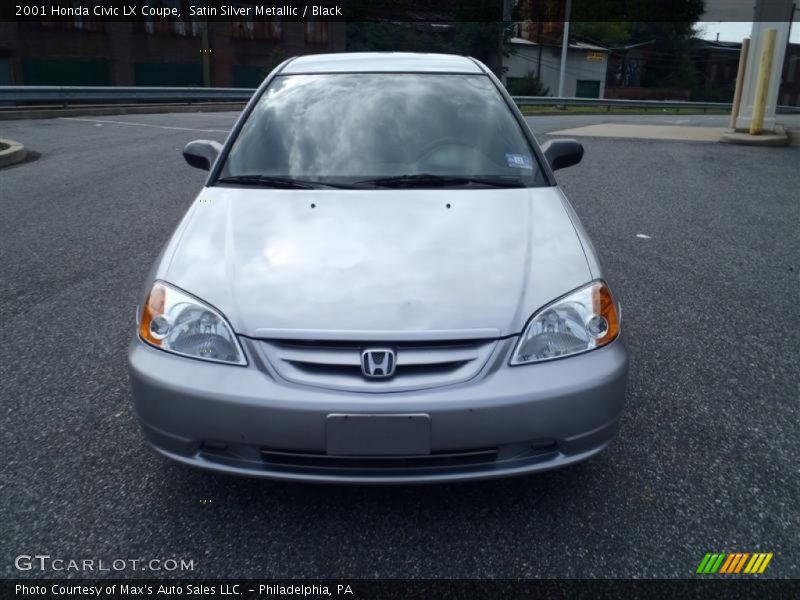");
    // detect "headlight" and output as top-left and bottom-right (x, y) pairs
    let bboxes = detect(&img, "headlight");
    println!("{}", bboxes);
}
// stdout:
(510, 281), (620, 365)
(138, 281), (246, 366)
